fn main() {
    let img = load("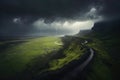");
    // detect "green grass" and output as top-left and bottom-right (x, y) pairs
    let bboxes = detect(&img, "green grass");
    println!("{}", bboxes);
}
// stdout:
(84, 38), (112, 80)
(83, 30), (120, 80)
(0, 36), (88, 79)
(18, 36), (86, 77)
(49, 39), (85, 70)
(0, 37), (62, 77)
